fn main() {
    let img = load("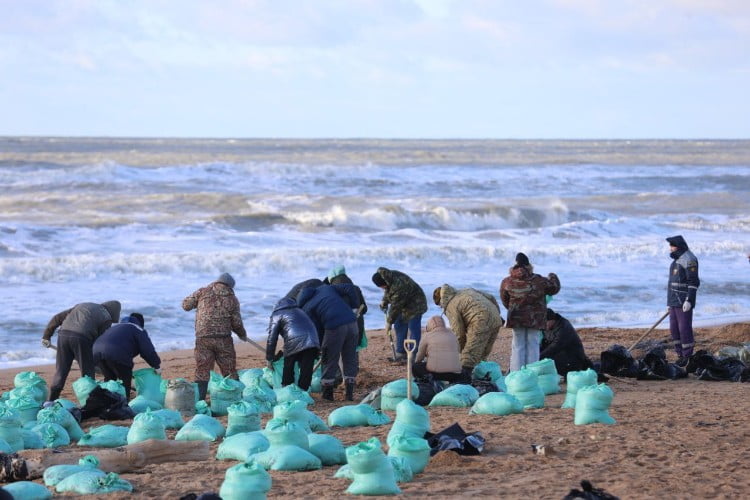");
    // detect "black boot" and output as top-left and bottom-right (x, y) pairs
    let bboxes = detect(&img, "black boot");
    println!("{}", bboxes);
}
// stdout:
(322, 385), (334, 401)
(345, 381), (355, 401)
(195, 380), (208, 401)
